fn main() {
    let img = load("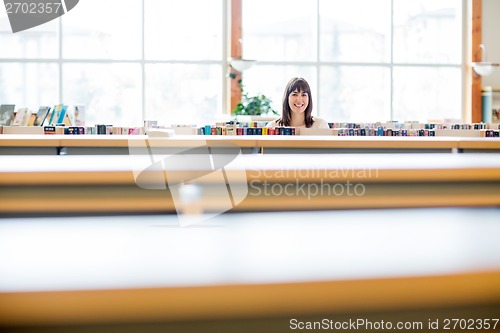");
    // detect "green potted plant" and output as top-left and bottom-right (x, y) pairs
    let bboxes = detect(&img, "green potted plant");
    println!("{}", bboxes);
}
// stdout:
(232, 79), (278, 119)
